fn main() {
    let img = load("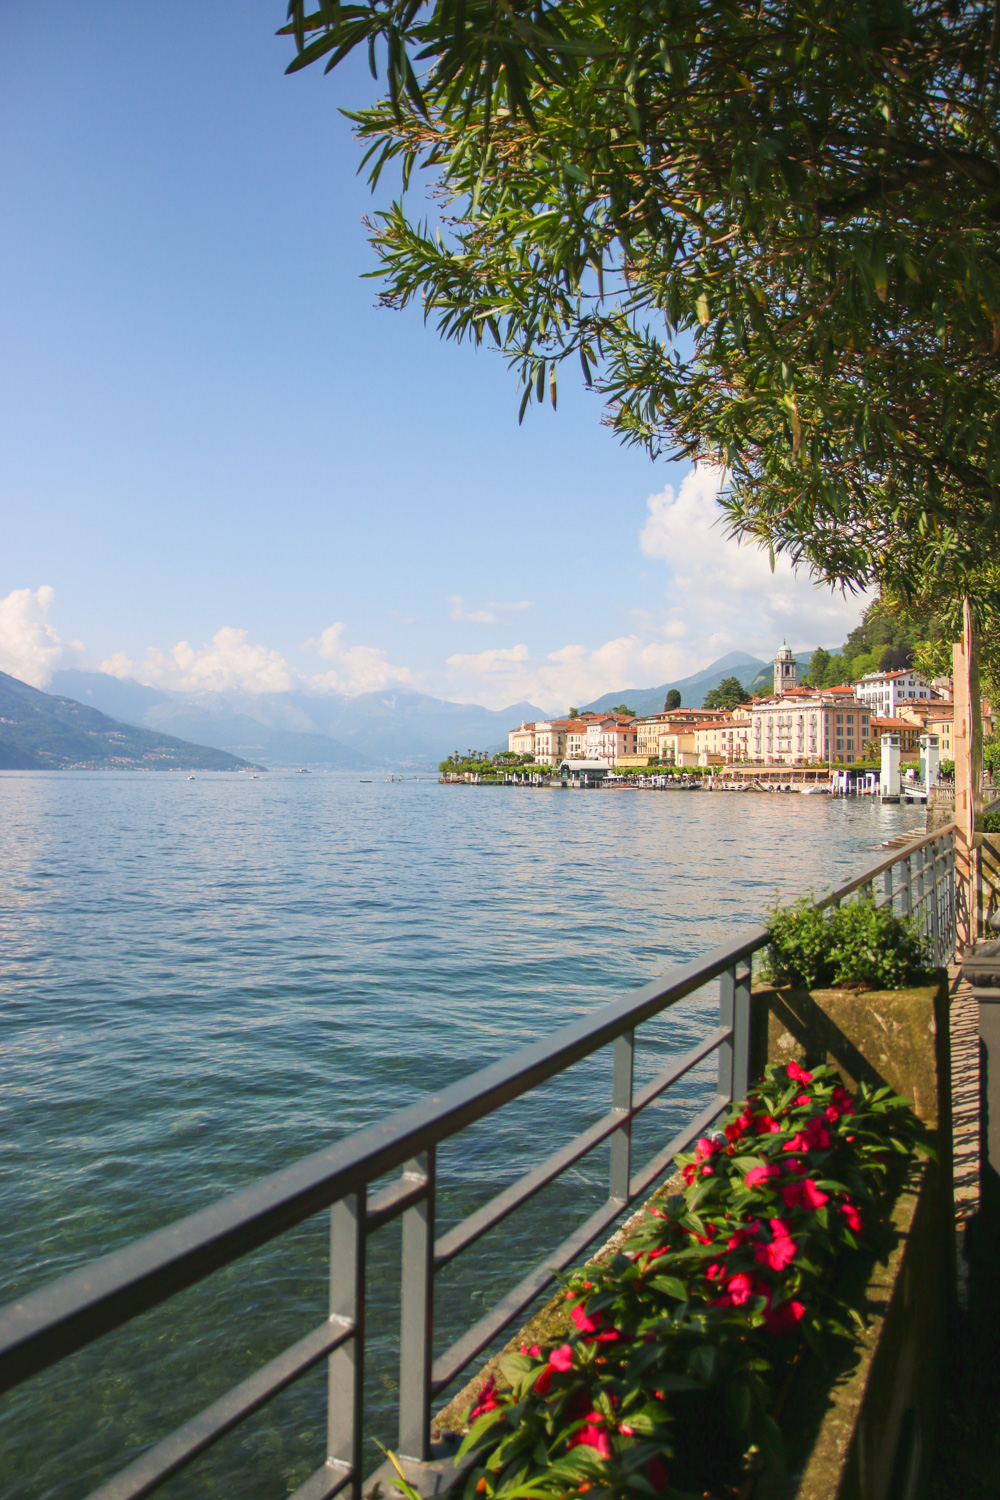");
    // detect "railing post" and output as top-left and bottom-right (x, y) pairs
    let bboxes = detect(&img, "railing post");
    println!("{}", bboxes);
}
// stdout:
(609, 1030), (634, 1204)
(928, 839), (942, 963)
(882, 864), (893, 913)
(328, 1192), (366, 1500)
(899, 855), (911, 917)
(717, 967), (735, 1104)
(398, 1152), (435, 1462)
(914, 844), (926, 943)
(733, 964), (752, 1101)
